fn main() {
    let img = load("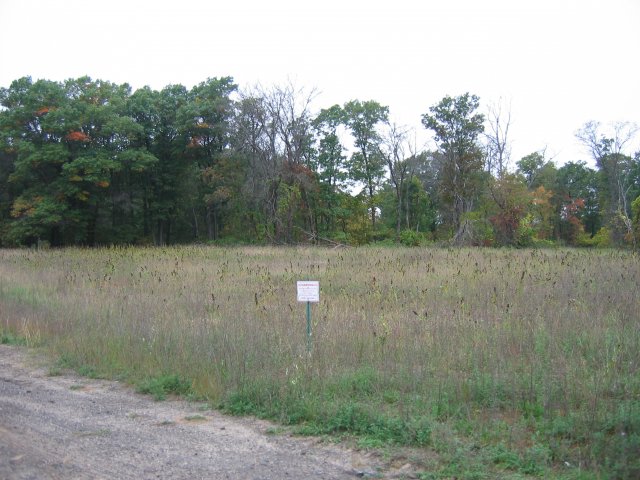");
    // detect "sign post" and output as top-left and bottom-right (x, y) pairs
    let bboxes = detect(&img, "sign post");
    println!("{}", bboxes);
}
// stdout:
(296, 281), (319, 353)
